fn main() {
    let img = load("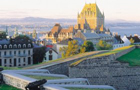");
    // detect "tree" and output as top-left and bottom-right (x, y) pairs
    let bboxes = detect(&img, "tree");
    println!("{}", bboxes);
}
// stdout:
(96, 40), (112, 50)
(59, 40), (79, 58)
(82, 41), (94, 52)
(0, 31), (6, 39)
(80, 46), (86, 53)
(130, 38), (134, 45)
(33, 46), (46, 64)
